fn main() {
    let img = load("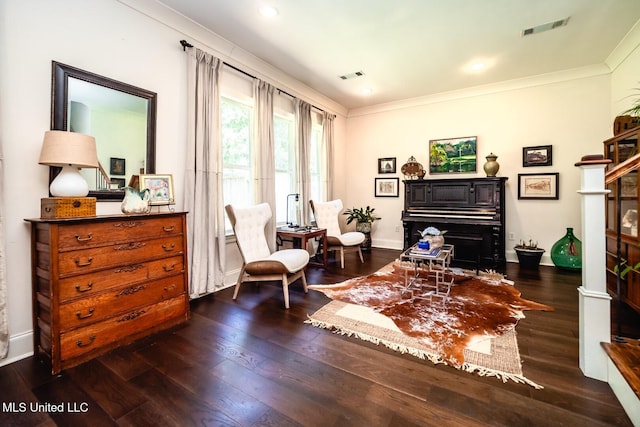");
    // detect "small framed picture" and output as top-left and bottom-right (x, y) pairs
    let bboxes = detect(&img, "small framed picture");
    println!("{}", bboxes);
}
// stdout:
(522, 145), (552, 167)
(138, 174), (175, 205)
(110, 157), (126, 175)
(518, 173), (559, 200)
(378, 157), (396, 174)
(110, 177), (126, 189)
(375, 177), (399, 197)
